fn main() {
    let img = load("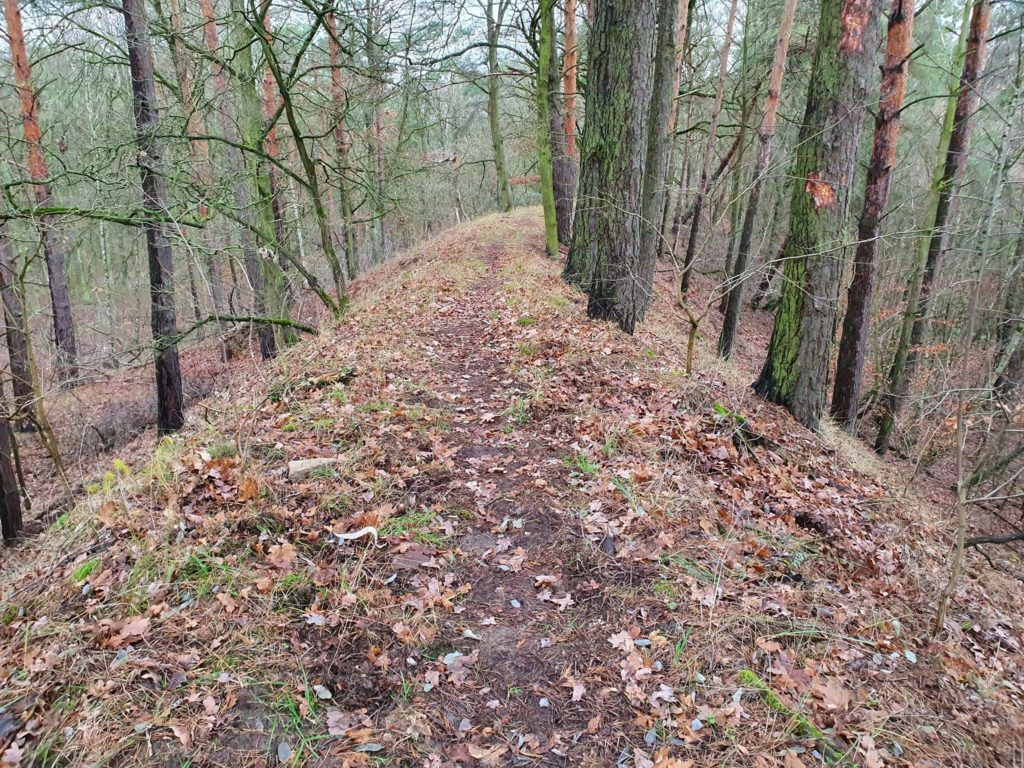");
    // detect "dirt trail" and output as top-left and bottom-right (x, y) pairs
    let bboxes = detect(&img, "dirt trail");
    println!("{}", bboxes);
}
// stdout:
(407, 240), (634, 761)
(2, 211), (1021, 768)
